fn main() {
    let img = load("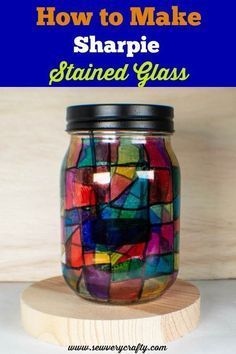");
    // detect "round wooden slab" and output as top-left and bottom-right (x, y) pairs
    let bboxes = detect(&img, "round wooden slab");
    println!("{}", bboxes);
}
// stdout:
(21, 276), (200, 346)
